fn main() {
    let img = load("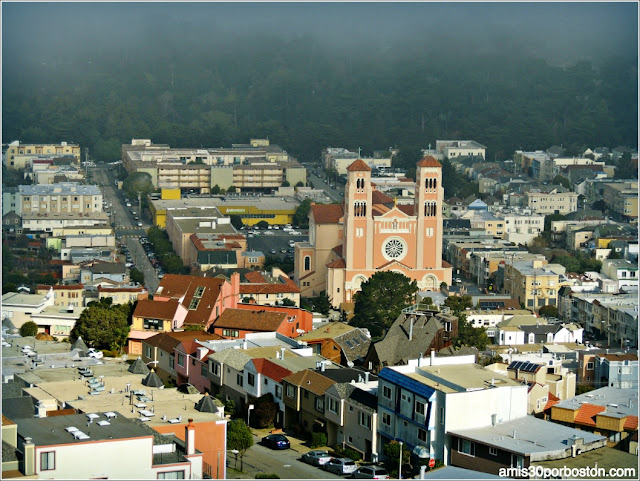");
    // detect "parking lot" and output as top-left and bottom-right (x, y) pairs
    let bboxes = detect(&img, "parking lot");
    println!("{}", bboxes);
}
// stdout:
(244, 227), (309, 259)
